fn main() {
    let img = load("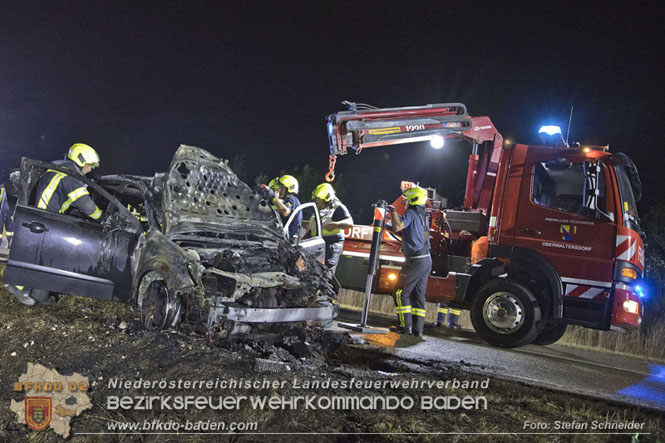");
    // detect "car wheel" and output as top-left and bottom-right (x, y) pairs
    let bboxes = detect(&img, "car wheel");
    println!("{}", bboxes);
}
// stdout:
(532, 321), (567, 346)
(138, 272), (181, 330)
(470, 279), (541, 348)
